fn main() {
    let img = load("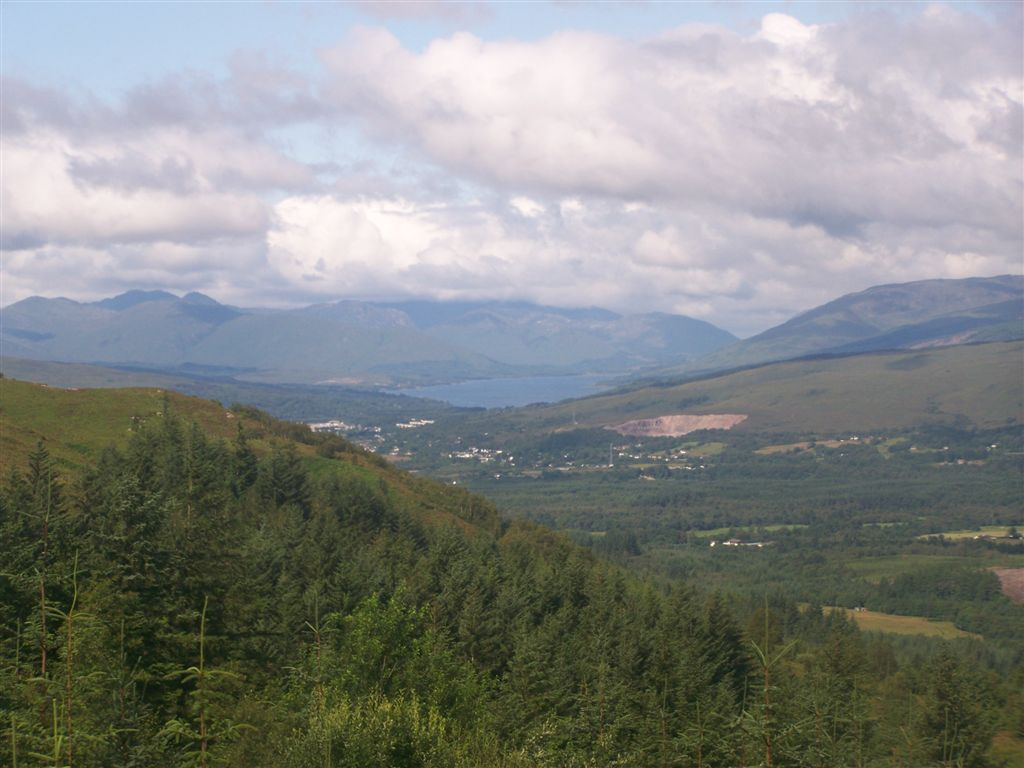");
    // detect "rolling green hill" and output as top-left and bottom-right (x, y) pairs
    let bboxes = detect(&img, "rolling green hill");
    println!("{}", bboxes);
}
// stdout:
(663, 275), (1022, 378)
(482, 341), (1023, 437)
(0, 356), (464, 426)
(0, 378), (240, 475)
(0, 378), (488, 534)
